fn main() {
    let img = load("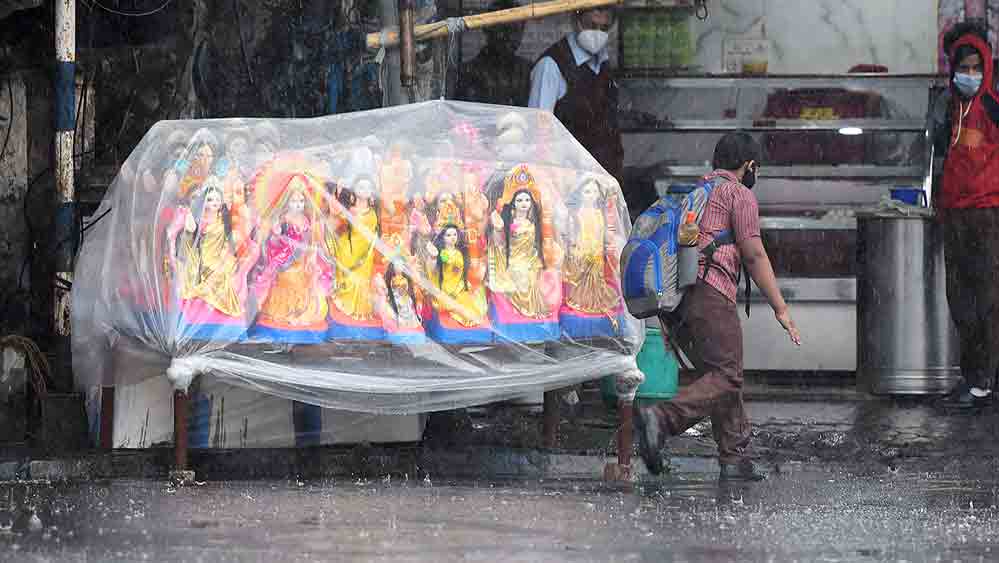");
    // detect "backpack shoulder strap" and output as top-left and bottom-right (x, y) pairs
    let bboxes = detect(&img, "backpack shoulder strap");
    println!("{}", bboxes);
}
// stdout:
(740, 264), (751, 318)
(706, 177), (753, 315)
(712, 229), (734, 246)
(700, 175), (724, 195)
(701, 231), (752, 316)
